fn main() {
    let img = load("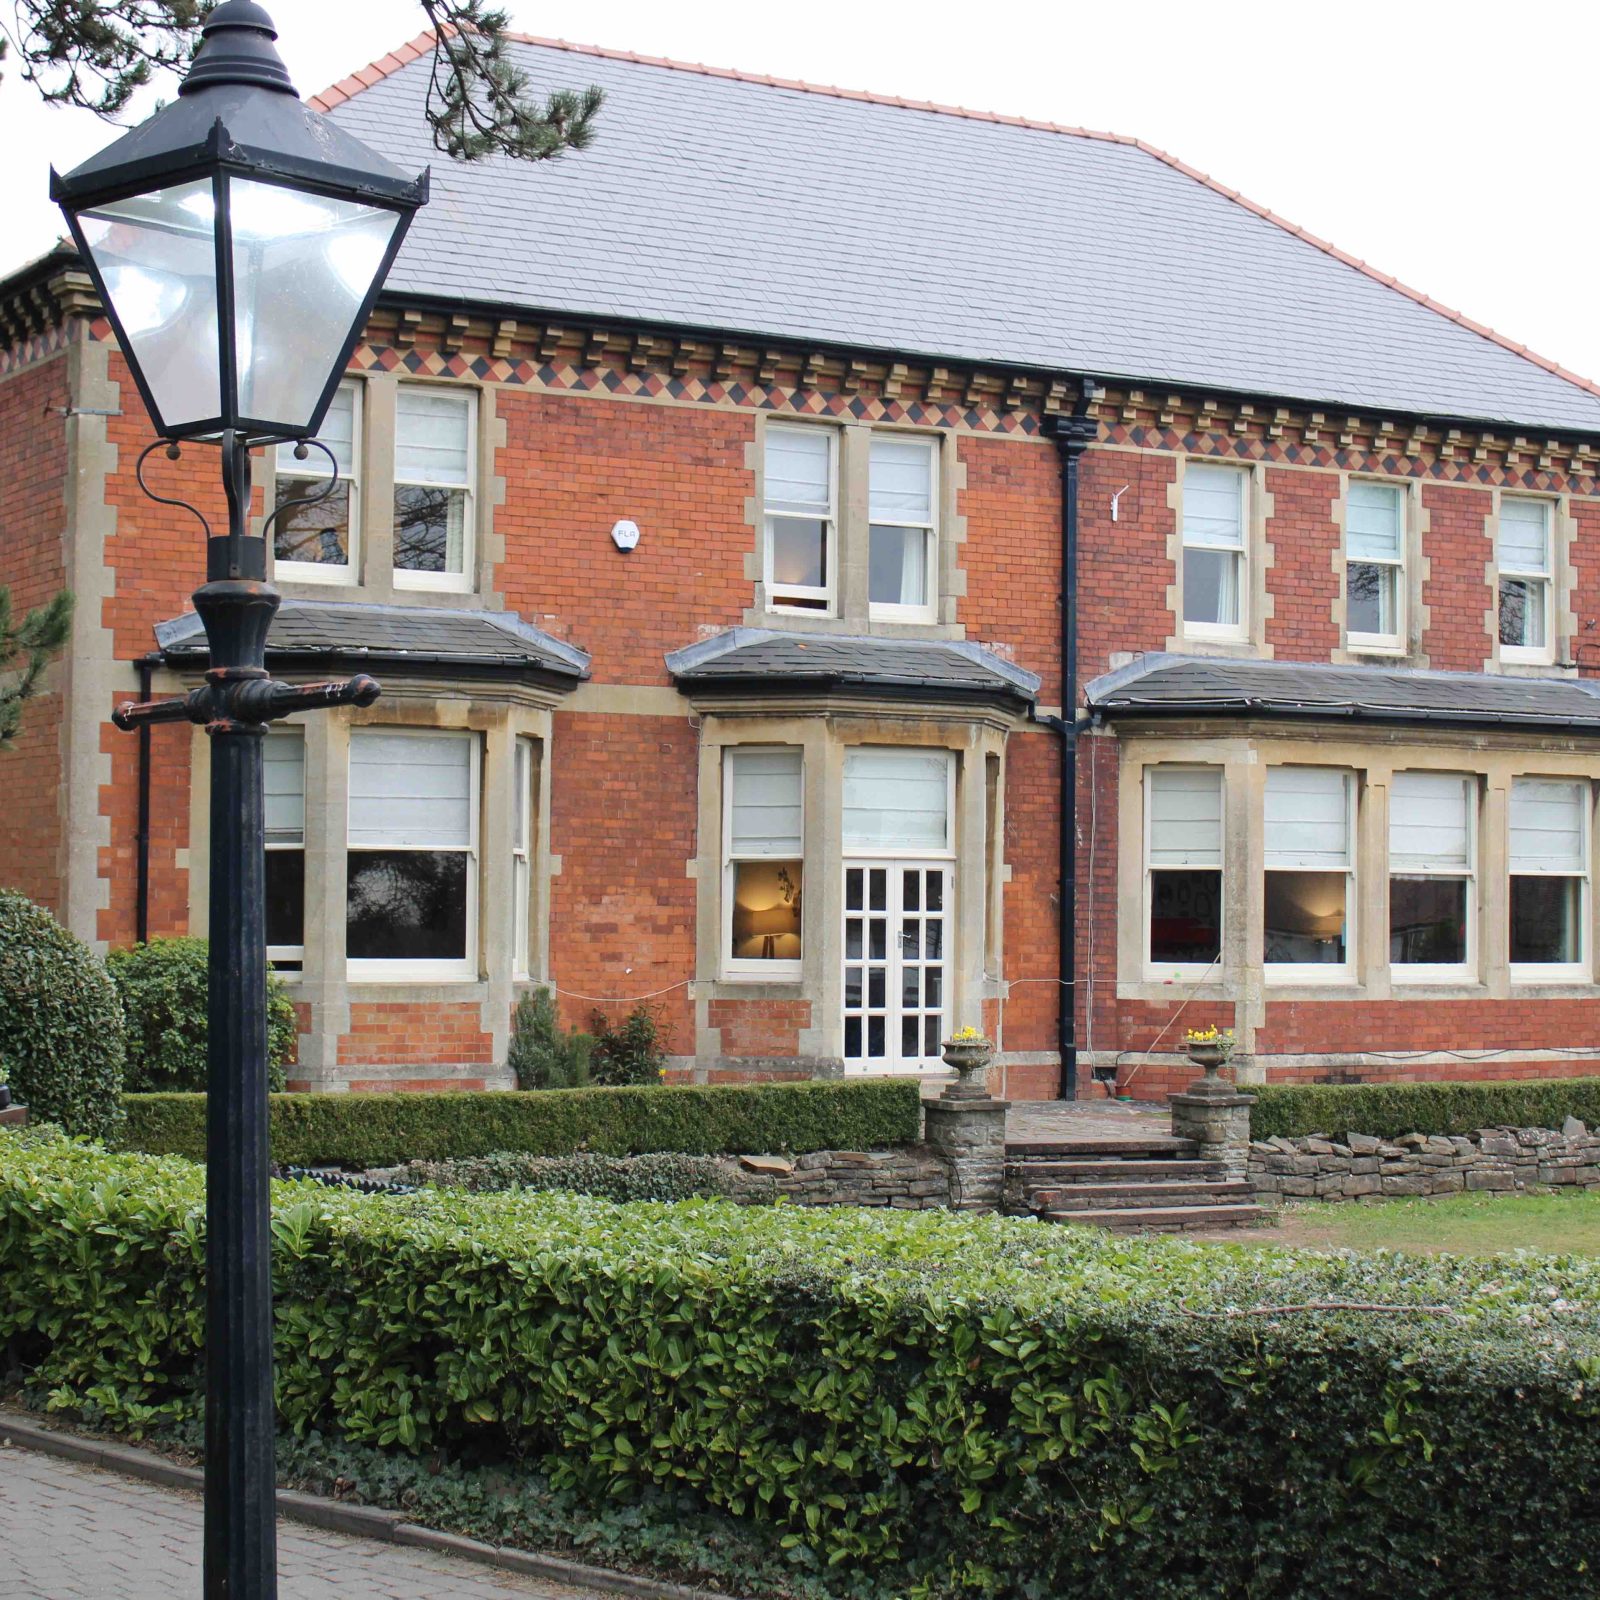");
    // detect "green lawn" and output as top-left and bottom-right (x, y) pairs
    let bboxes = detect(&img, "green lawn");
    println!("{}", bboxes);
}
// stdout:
(1217, 1189), (1600, 1255)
